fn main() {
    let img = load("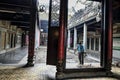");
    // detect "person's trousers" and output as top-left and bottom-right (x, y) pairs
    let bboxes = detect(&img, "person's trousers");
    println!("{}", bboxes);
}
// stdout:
(78, 52), (84, 64)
